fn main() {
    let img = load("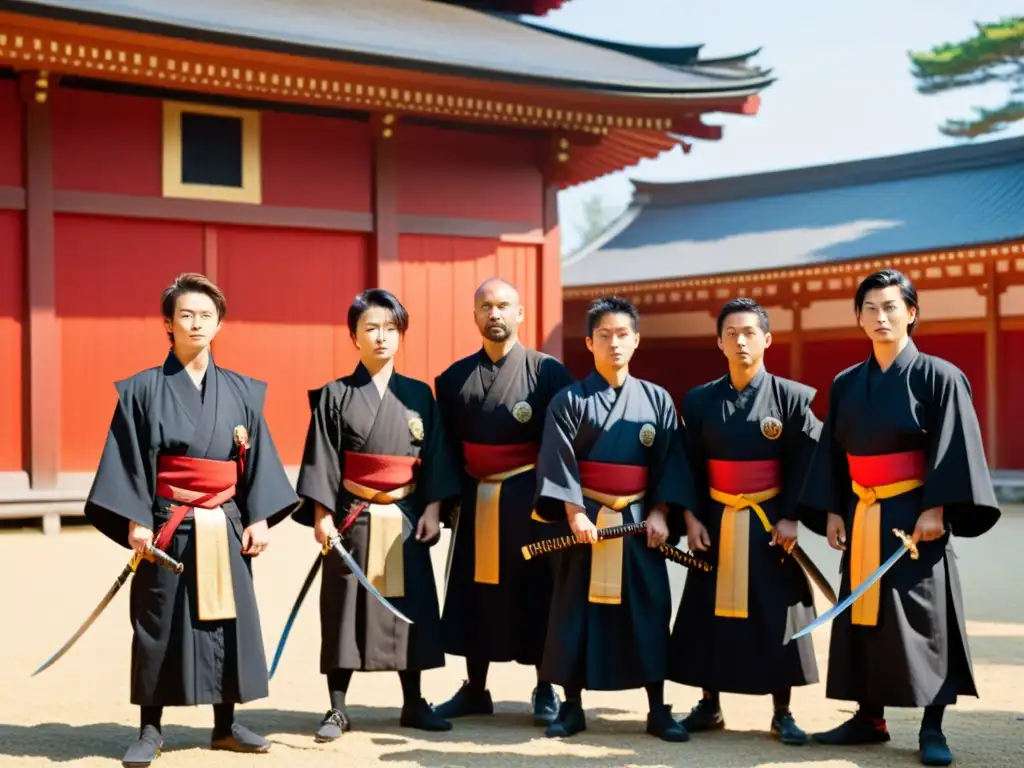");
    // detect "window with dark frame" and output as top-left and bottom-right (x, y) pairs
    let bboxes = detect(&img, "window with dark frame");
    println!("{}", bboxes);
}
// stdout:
(179, 110), (244, 188)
